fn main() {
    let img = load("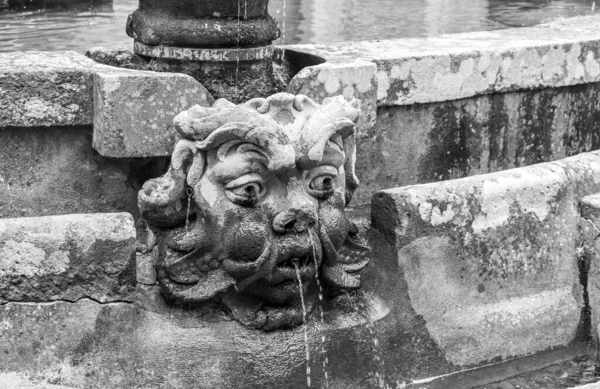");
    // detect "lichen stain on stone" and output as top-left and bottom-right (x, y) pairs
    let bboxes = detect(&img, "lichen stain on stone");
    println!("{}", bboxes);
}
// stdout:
(374, 40), (600, 107)
(562, 84), (600, 157)
(0, 240), (69, 277)
(471, 169), (564, 234)
(417, 104), (475, 183)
